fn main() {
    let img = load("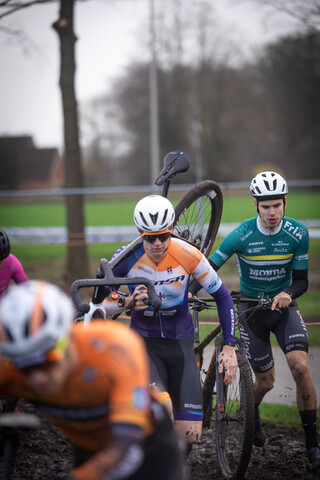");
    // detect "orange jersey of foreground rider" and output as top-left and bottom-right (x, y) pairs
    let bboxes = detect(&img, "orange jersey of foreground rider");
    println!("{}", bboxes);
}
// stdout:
(0, 281), (184, 480)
